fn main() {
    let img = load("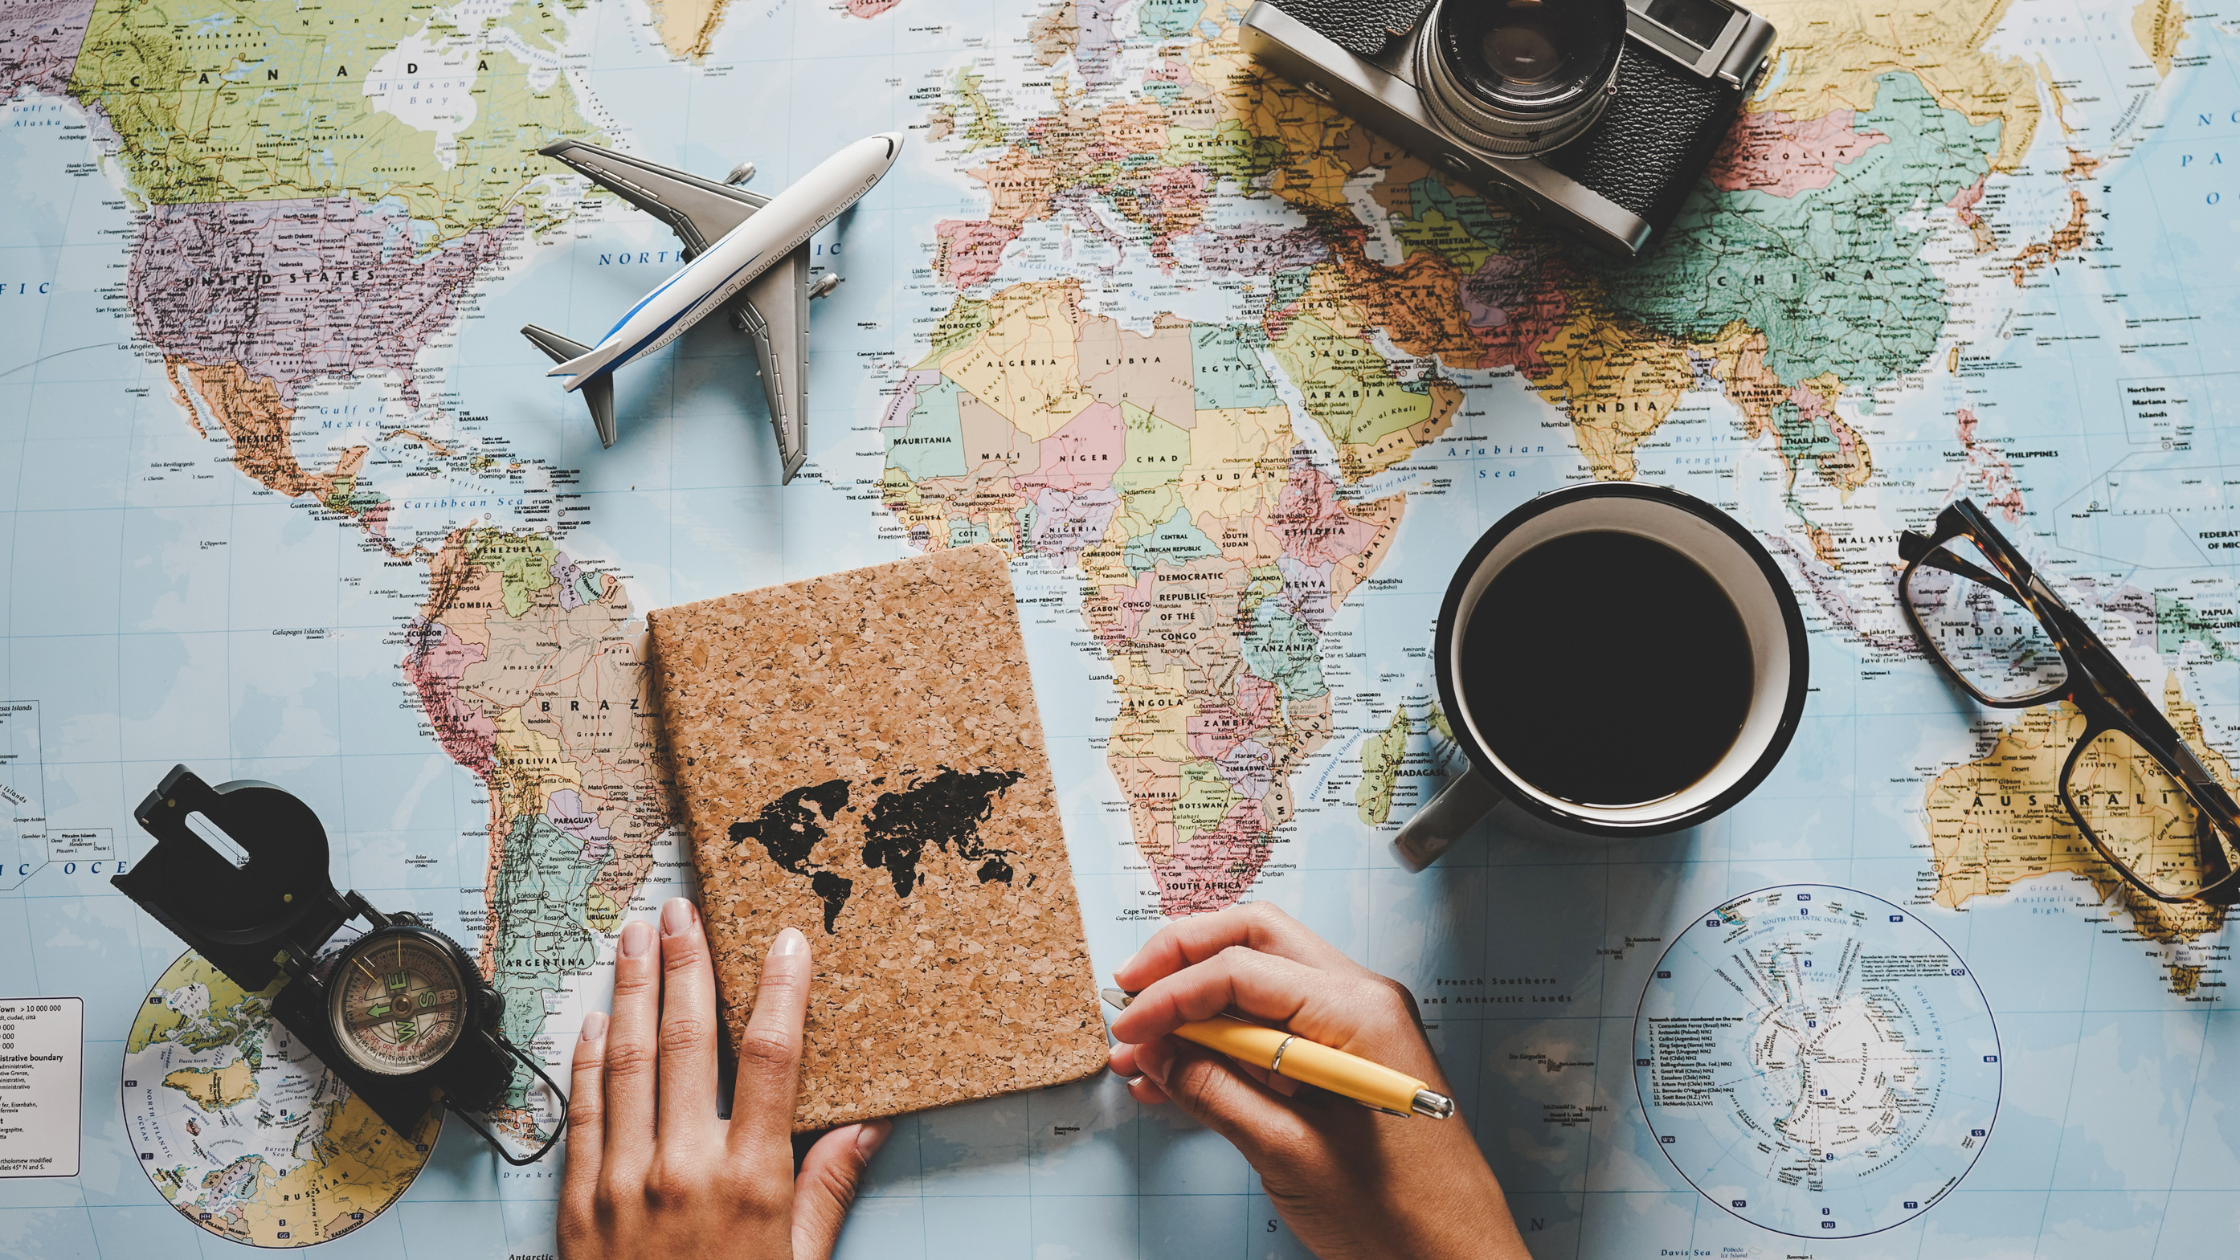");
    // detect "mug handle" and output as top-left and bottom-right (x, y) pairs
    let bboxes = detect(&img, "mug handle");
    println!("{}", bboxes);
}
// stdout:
(1392, 769), (1505, 872)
